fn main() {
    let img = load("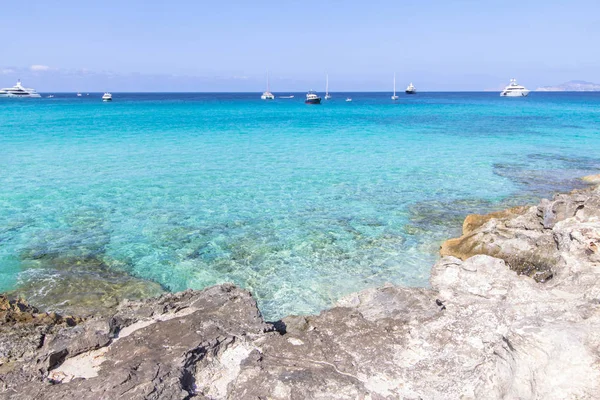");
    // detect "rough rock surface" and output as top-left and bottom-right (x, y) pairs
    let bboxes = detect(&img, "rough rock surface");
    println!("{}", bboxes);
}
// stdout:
(440, 186), (600, 282)
(2, 186), (600, 399)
